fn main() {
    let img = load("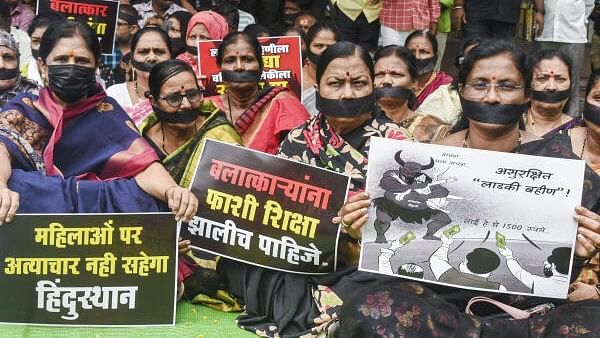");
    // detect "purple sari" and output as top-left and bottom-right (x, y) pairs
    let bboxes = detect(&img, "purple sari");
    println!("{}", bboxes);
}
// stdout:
(545, 117), (583, 137)
(0, 88), (164, 213)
